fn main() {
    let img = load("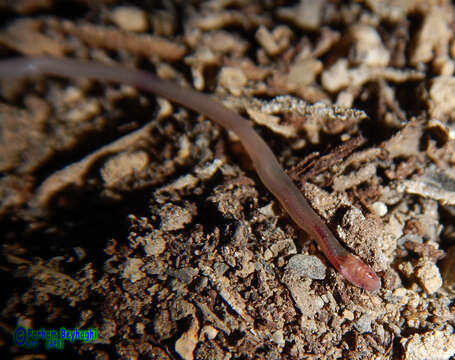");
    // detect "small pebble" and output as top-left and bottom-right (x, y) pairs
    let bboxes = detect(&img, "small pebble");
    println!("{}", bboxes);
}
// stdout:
(218, 67), (247, 96)
(159, 203), (193, 231)
(286, 254), (326, 280)
(111, 6), (149, 33)
(372, 201), (388, 217)
(122, 258), (145, 283)
(143, 231), (167, 256)
(354, 313), (372, 334)
(416, 260), (442, 294)
(342, 309), (354, 321)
